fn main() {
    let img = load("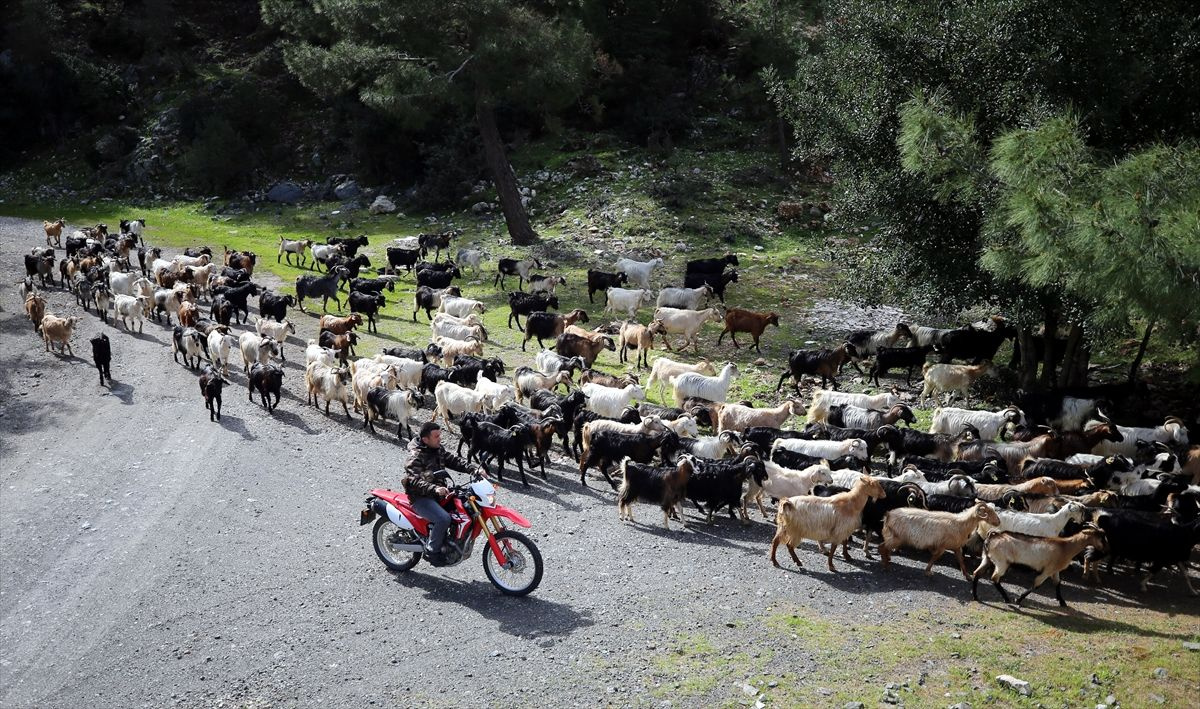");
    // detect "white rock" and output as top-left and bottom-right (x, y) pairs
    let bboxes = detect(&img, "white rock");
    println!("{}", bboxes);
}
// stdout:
(369, 195), (397, 214)
(996, 675), (1031, 696)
